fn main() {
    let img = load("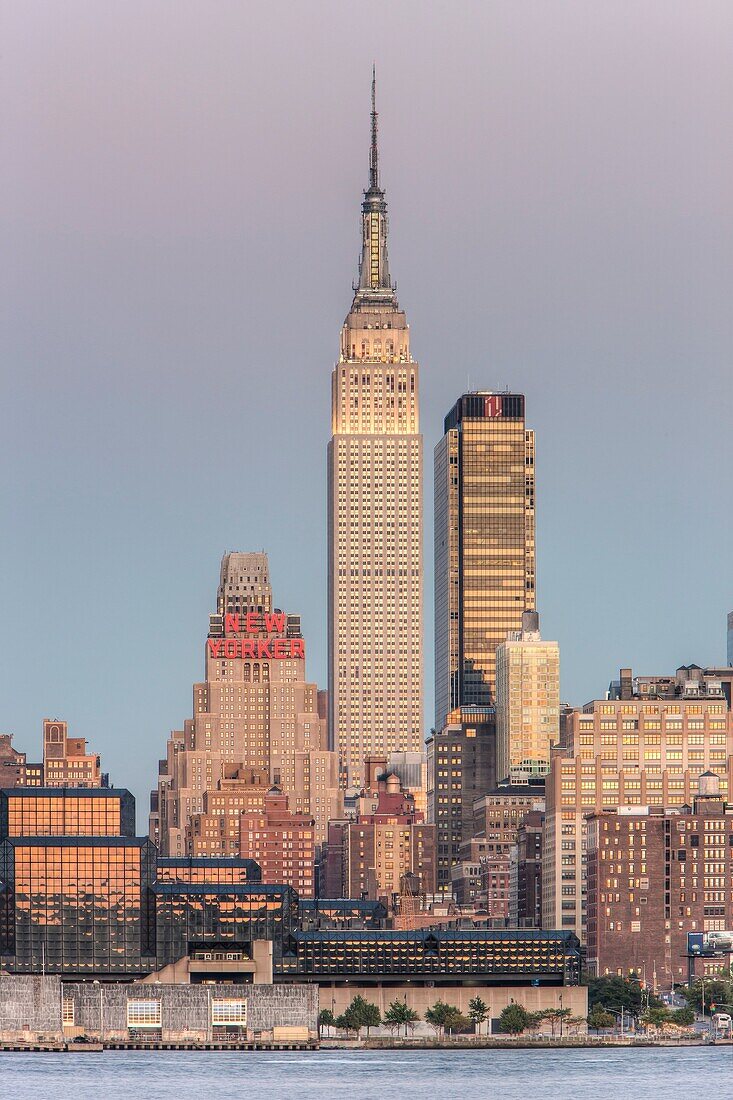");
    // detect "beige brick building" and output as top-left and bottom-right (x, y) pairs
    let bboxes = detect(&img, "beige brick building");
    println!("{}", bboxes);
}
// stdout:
(496, 610), (560, 784)
(186, 766), (270, 856)
(542, 667), (733, 940)
(328, 768), (436, 903)
(42, 720), (102, 787)
(151, 553), (342, 855)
